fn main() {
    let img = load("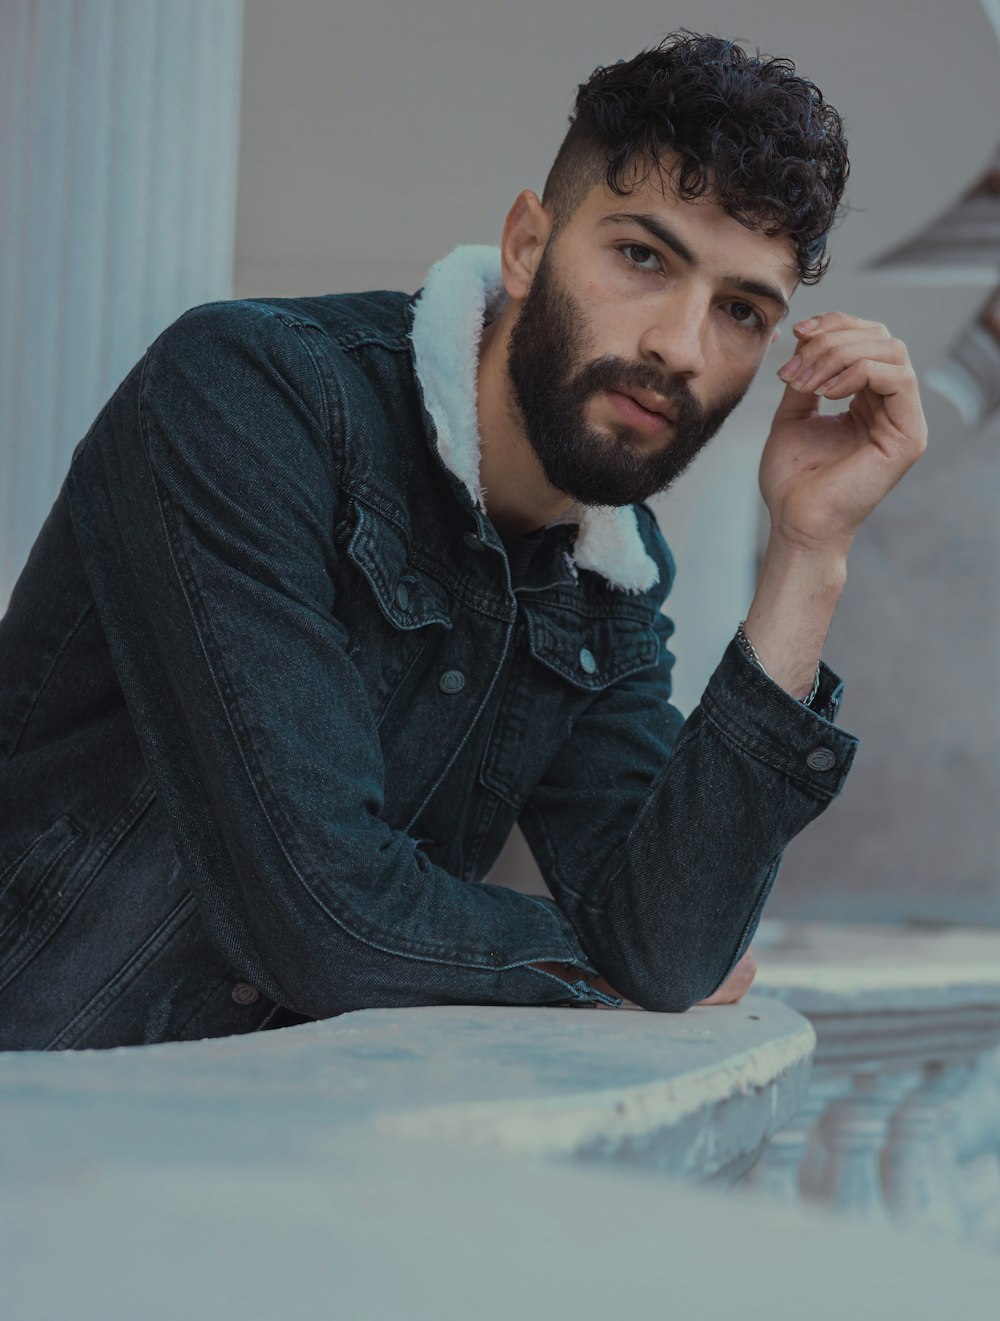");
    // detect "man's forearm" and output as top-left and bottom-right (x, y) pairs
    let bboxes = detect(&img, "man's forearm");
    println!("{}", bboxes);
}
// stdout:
(741, 533), (849, 700)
